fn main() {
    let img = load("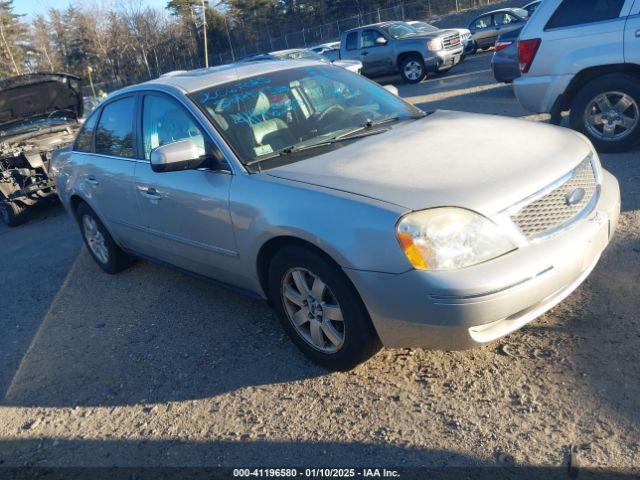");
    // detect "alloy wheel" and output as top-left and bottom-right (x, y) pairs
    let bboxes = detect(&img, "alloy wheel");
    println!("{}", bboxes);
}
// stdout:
(281, 268), (345, 353)
(82, 214), (109, 264)
(584, 91), (639, 141)
(403, 61), (423, 81)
